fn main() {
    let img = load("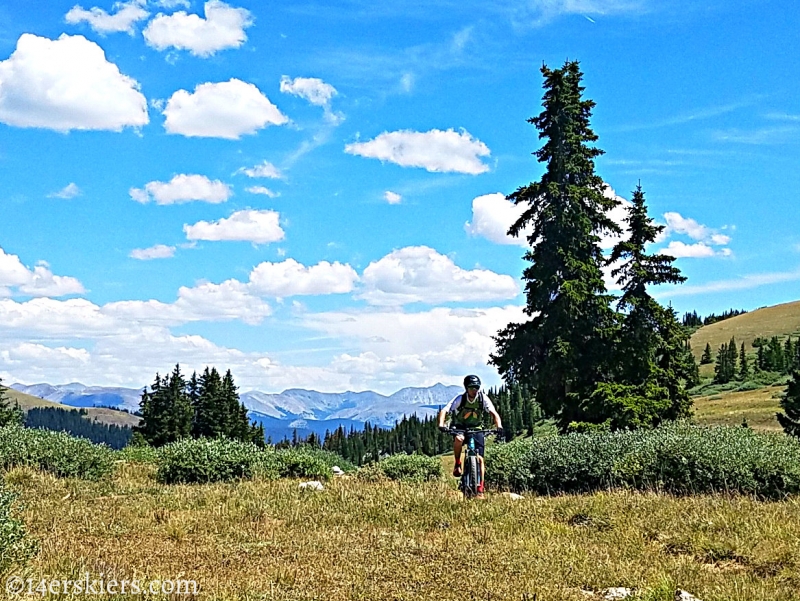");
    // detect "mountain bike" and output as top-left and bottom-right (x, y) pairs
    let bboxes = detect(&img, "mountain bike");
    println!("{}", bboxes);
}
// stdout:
(445, 428), (501, 499)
